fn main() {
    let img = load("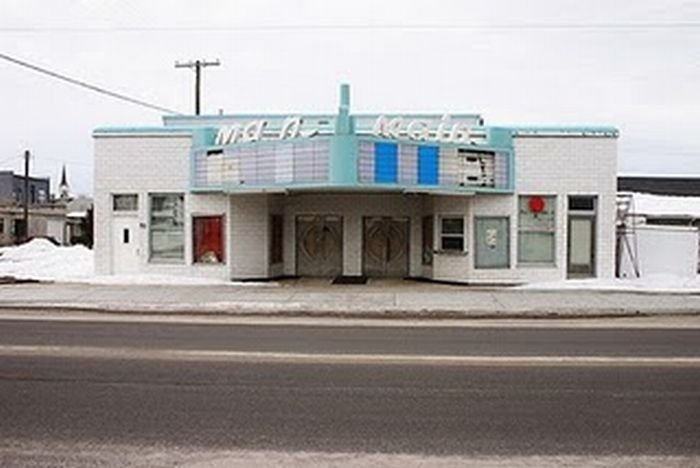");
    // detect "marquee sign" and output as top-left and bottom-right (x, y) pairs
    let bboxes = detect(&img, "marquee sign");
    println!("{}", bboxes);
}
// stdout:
(215, 116), (321, 145)
(213, 114), (483, 146)
(370, 114), (476, 143)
